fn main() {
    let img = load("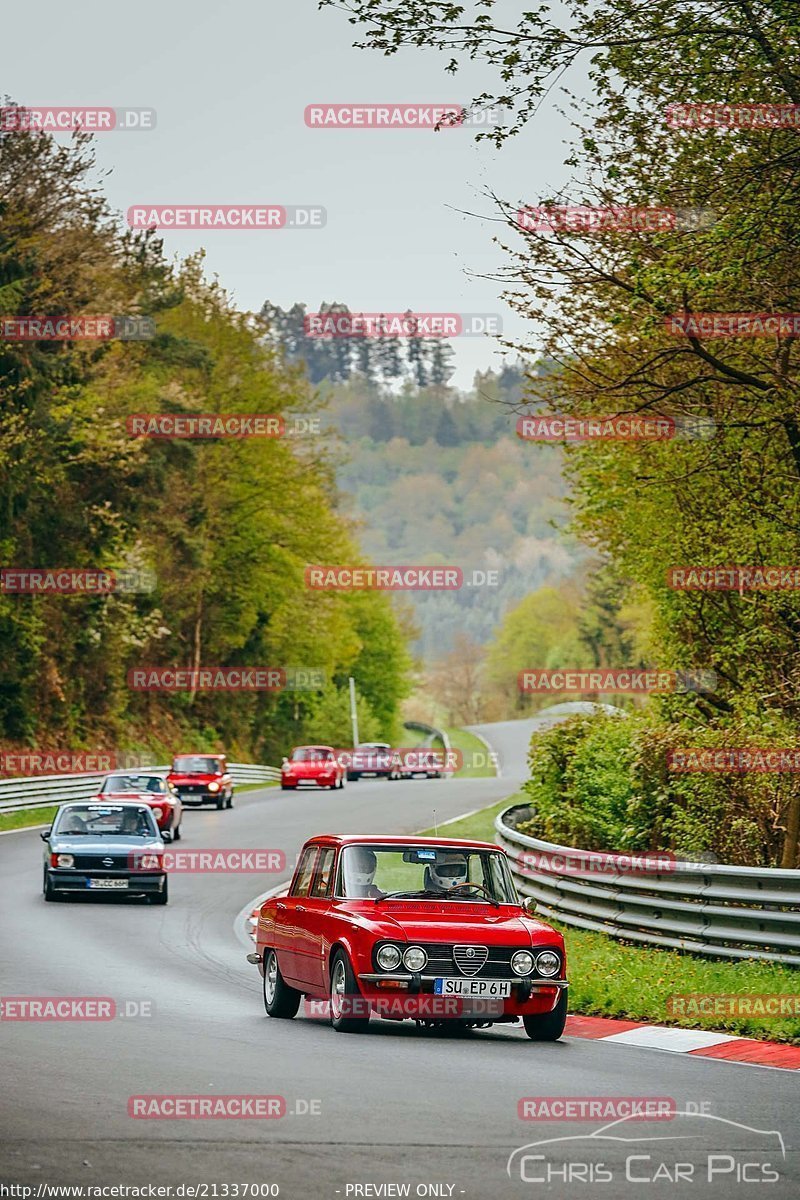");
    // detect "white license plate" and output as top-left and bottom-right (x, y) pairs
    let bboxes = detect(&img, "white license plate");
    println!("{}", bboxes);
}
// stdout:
(87, 878), (129, 889)
(433, 978), (511, 998)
